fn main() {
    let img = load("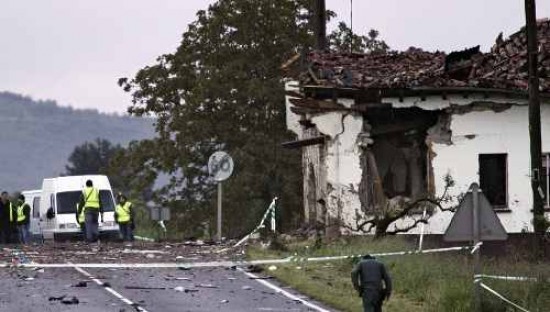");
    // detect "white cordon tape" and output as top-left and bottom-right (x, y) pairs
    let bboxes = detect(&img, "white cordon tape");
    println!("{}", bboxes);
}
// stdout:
(233, 197), (277, 248)
(475, 274), (538, 282)
(237, 267), (331, 312)
(1, 245), (472, 269)
(134, 235), (155, 242)
(70, 262), (149, 312)
(478, 282), (530, 312)
(470, 242), (483, 254)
